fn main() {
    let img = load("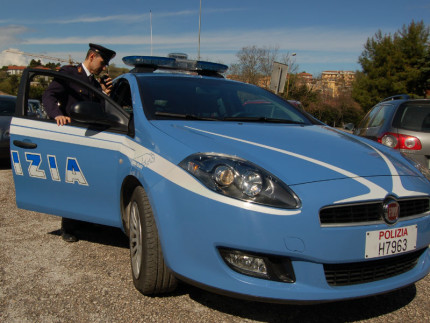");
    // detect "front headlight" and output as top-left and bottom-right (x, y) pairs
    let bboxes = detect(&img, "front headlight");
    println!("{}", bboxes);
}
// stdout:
(401, 152), (430, 182)
(179, 153), (301, 209)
